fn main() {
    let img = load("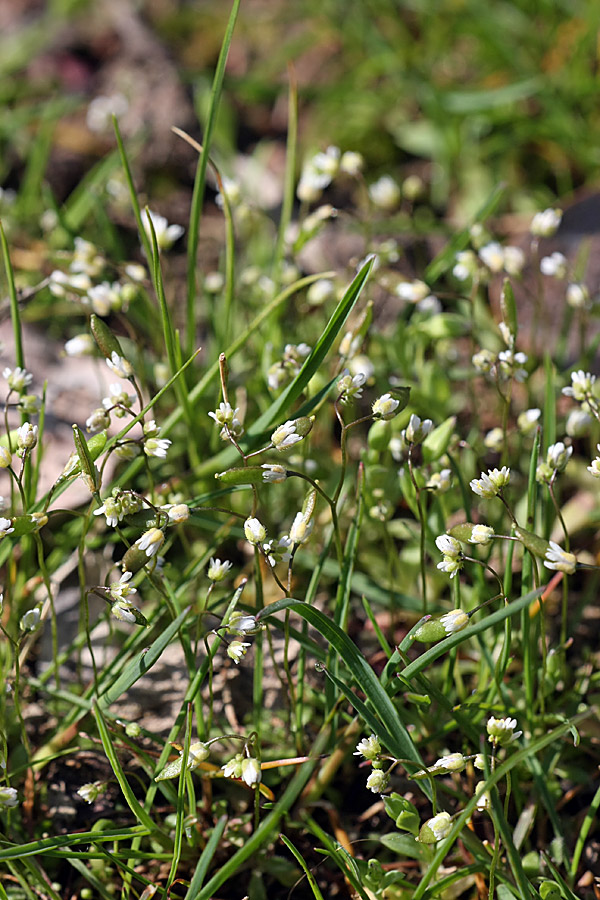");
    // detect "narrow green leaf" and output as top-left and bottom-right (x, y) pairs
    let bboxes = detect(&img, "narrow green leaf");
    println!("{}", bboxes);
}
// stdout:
(0, 827), (150, 861)
(184, 815), (228, 899)
(98, 605), (191, 708)
(280, 836), (325, 900)
(93, 703), (163, 836)
(258, 598), (425, 774)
